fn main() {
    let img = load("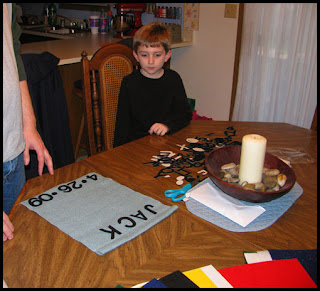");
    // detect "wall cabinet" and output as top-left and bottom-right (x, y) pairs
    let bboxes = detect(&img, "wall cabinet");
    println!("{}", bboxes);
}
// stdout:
(145, 3), (191, 43)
